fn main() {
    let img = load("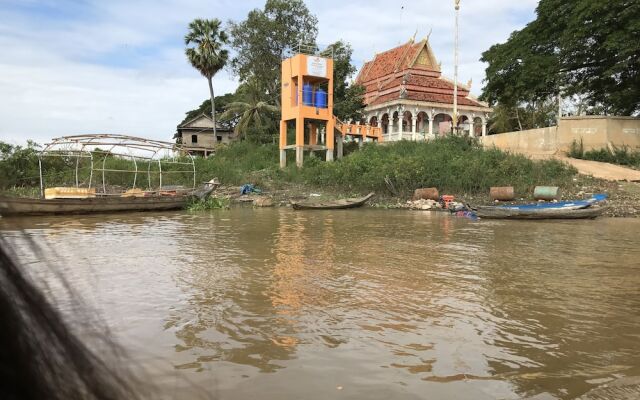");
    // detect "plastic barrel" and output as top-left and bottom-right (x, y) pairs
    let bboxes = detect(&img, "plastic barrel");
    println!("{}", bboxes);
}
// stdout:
(490, 186), (515, 201)
(315, 88), (327, 108)
(533, 186), (560, 201)
(302, 83), (314, 106)
(413, 188), (439, 201)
